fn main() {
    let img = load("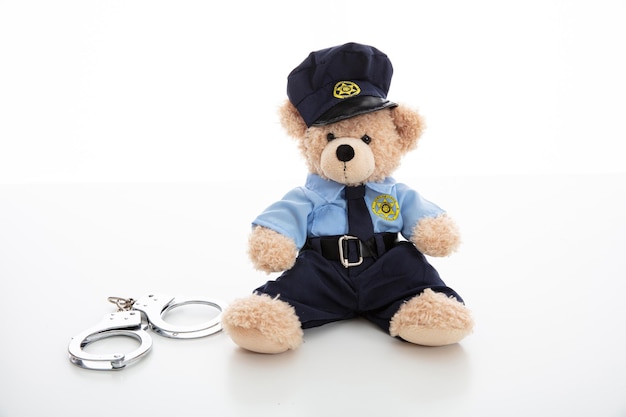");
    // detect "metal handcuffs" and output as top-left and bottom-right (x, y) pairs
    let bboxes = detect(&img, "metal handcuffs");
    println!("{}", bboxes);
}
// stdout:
(68, 294), (226, 370)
